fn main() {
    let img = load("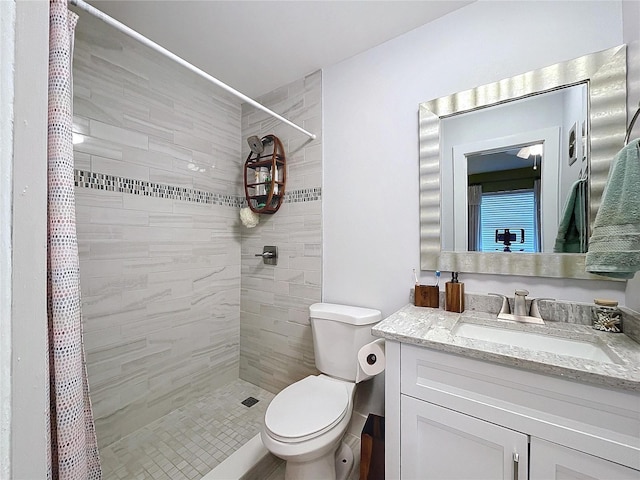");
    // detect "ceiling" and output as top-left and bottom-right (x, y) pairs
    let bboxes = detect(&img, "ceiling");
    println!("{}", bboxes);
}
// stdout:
(88, 1), (473, 99)
(467, 147), (542, 176)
